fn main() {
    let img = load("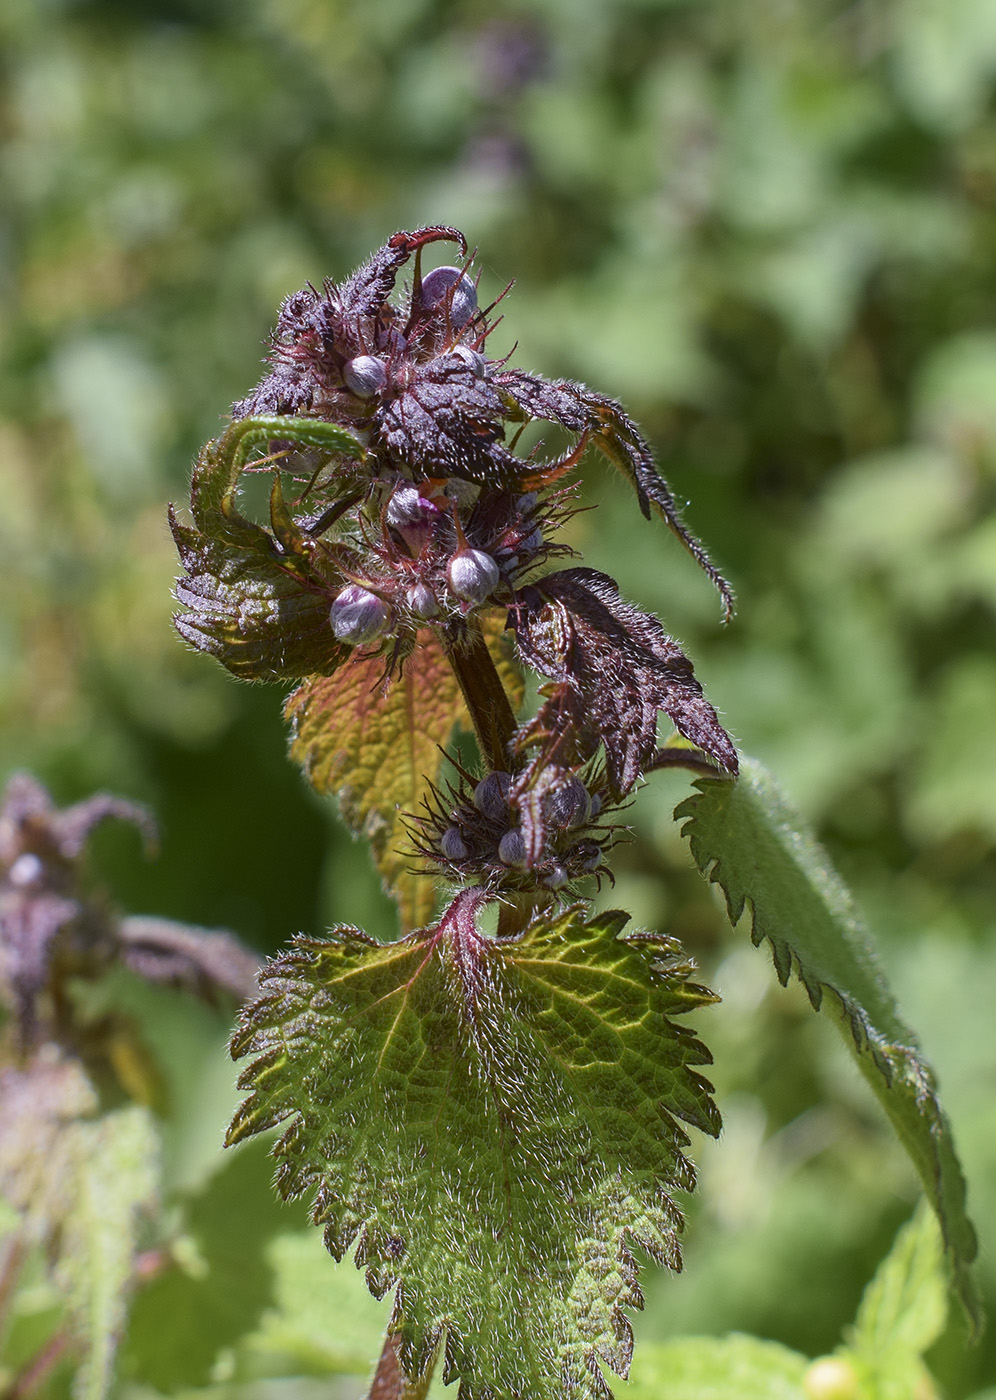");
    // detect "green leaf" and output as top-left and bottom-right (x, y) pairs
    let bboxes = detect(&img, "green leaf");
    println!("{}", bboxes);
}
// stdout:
(227, 892), (720, 1399)
(0, 1055), (159, 1400)
(172, 416), (364, 682)
(847, 1205), (947, 1391)
(119, 1136), (300, 1390)
(624, 1334), (808, 1399)
(675, 759), (980, 1331)
(286, 629), (467, 932)
(244, 1229), (388, 1376)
